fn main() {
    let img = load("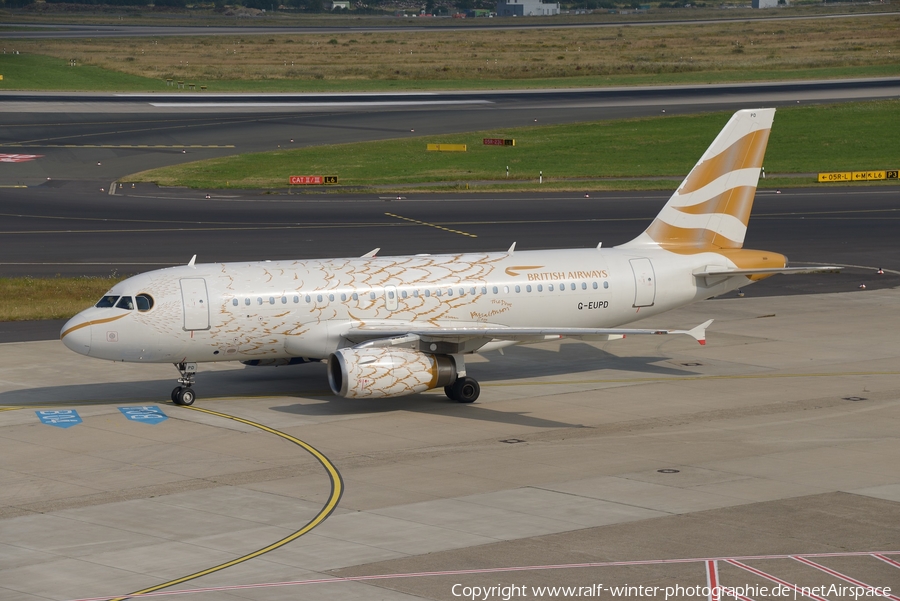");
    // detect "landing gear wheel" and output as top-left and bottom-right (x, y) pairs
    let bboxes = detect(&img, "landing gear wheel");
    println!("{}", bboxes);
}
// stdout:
(448, 377), (480, 403)
(172, 362), (198, 406)
(174, 387), (196, 406)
